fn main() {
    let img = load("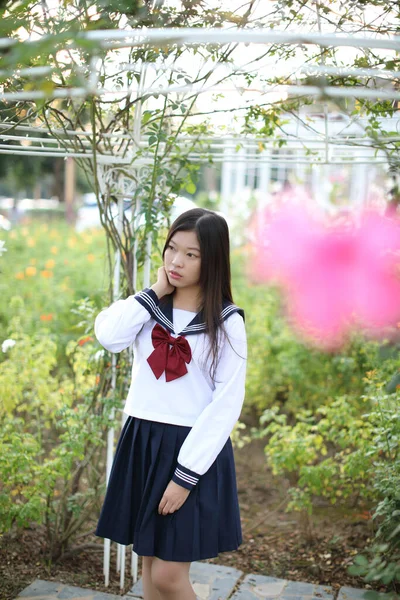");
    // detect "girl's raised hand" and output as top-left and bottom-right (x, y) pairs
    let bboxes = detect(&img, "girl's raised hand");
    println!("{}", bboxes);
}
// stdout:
(151, 266), (175, 299)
